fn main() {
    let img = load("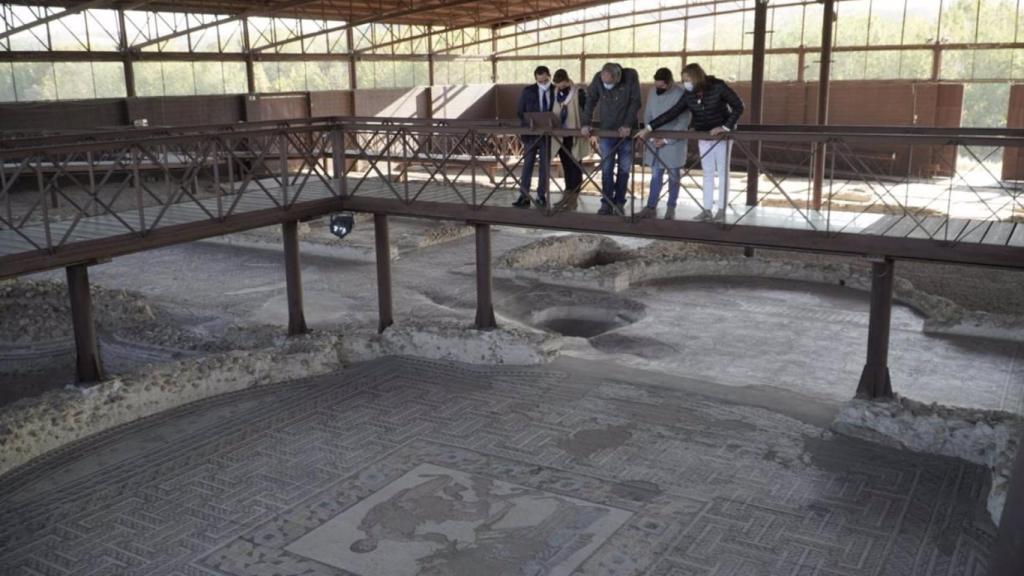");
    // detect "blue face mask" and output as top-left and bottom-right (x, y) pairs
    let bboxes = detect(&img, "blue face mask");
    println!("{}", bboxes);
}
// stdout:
(602, 82), (615, 90)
